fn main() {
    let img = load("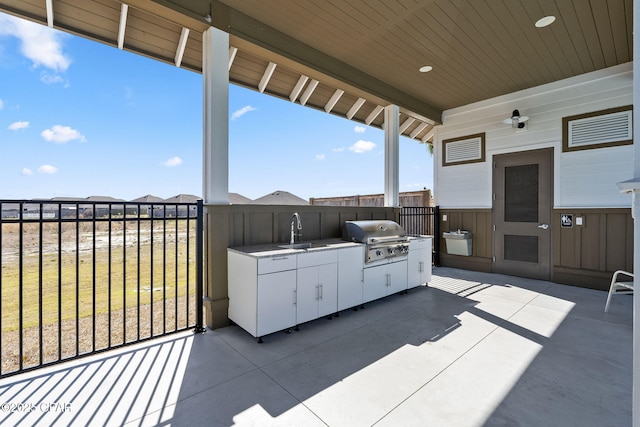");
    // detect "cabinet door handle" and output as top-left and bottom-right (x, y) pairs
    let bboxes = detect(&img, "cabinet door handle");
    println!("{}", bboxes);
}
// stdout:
(319, 283), (323, 300)
(419, 261), (424, 273)
(293, 289), (297, 305)
(386, 273), (391, 287)
(316, 285), (320, 300)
